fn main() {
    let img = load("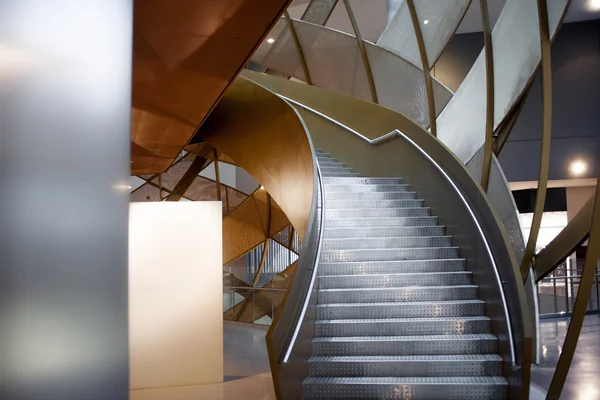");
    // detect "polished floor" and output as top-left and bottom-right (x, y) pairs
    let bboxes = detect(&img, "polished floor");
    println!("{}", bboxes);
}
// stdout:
(531, 314), (600, 400)
(132, 317), (600, 399)
(130, 322), (275, 400)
